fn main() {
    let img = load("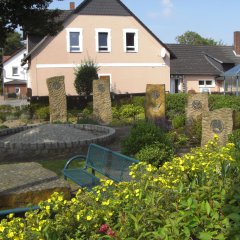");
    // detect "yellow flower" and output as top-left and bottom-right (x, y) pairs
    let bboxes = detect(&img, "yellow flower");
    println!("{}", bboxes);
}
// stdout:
(86, 215), (92, 221)
(7, 231), (14, 238)
(0, 226), (5, 232)
(102, 200), (110, 206)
